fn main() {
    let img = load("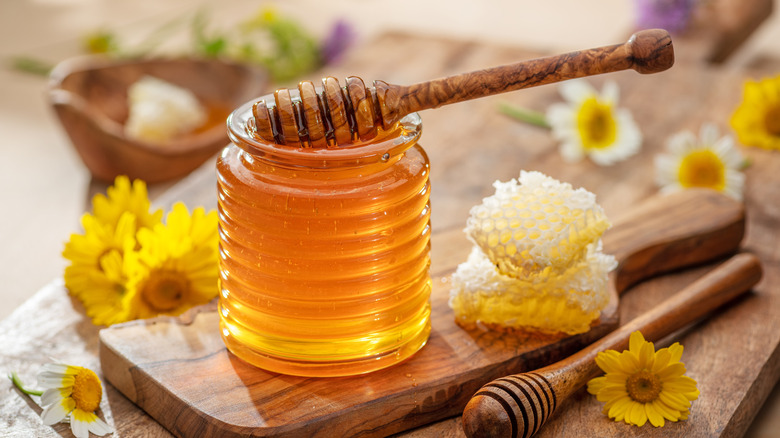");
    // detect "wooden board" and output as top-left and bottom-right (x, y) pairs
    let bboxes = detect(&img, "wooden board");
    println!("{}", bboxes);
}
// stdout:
(99, 190), (743, 437)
